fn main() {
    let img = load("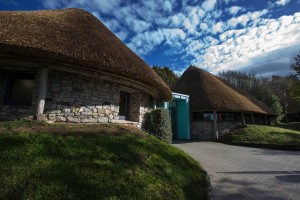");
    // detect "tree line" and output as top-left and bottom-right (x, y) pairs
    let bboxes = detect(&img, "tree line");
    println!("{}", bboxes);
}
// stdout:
(218, 52), (300, 118)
